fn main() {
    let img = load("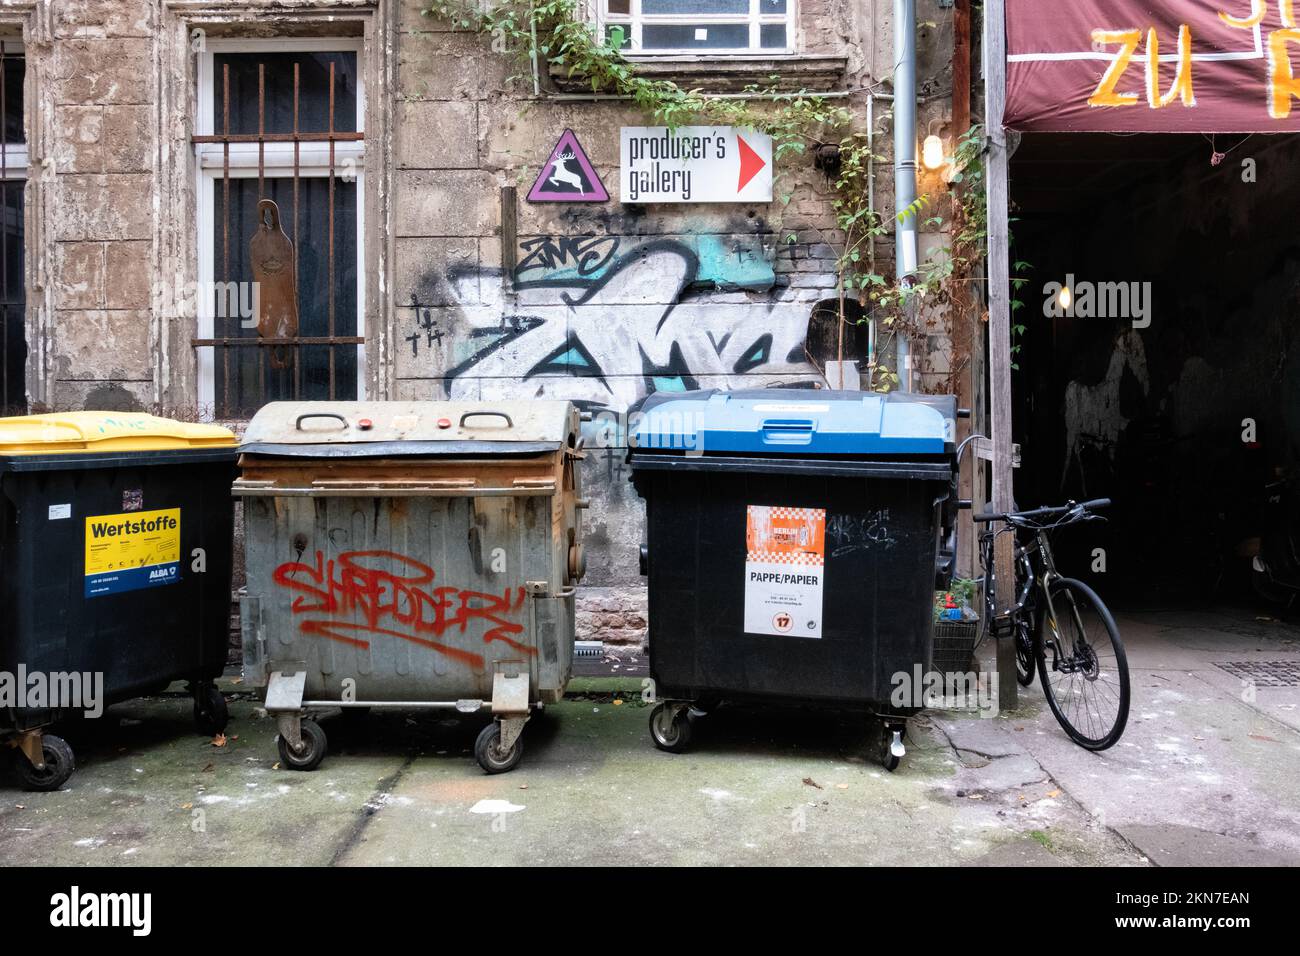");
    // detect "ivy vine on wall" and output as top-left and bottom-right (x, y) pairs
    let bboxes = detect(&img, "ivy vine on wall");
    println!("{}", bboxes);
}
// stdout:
(423, 0), (1001, 393)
